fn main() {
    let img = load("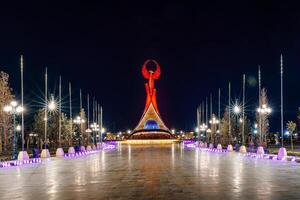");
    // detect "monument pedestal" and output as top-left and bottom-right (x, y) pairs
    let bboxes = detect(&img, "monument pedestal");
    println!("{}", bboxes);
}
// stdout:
(80, 146), (86, 151)
(97, 143), (102, 149)
(41, 149), (50, 158)
(277, 147), (287, 160)
(68, 147), (75, 154)
(56, 148), (65, 157)
(227, 144), (233, 152)
(86, 145), (92, 151)
(256, 146), (264, 157)
(239, 145), (247, 153)
(18, 151), (29, 161)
